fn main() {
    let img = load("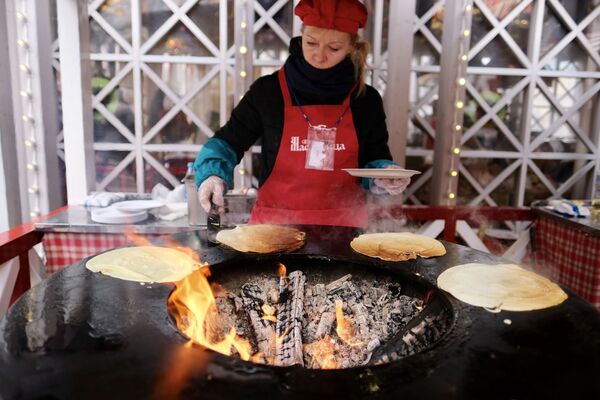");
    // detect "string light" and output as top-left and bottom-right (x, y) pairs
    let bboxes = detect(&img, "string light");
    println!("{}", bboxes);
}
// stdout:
(17, 0), (41, 220)
(240, 21), (247, 29)
(447, 1), (473, 204)
(239, 45), (247, 54)
(240, 70), (247, 78)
